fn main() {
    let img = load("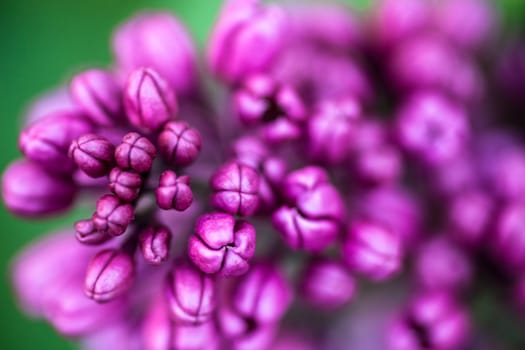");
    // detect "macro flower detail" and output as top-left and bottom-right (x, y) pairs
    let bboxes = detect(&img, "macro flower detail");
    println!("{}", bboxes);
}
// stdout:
(210, 161), (260, 216)
(114, 132), (156, 173)
(157, 121), (202, 167)
(70, 69), (124, 126)
(84, 249), (135, 303)
(92, 194), (134, 236)
(3, 0), (523, 348)
(124, 67), (178, 132)
(188, 212), (256, 276)
(272, 166), (345, 252)
(69, 134), (115, 178)
(165, 260), (216, 325)
(155, 170), (193, 211)
(139, 226), (172, 265)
